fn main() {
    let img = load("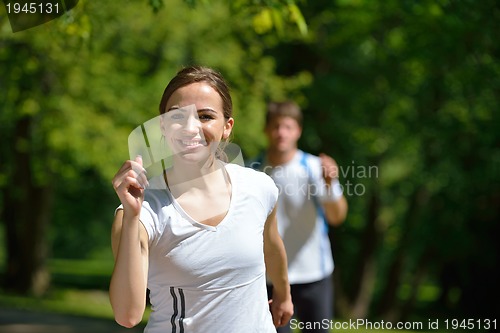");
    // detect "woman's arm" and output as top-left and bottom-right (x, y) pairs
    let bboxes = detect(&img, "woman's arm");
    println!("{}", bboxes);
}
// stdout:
(109, 210), (149, 328)
(109, 156), (149, 328)
(263, 204), (294, 327)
